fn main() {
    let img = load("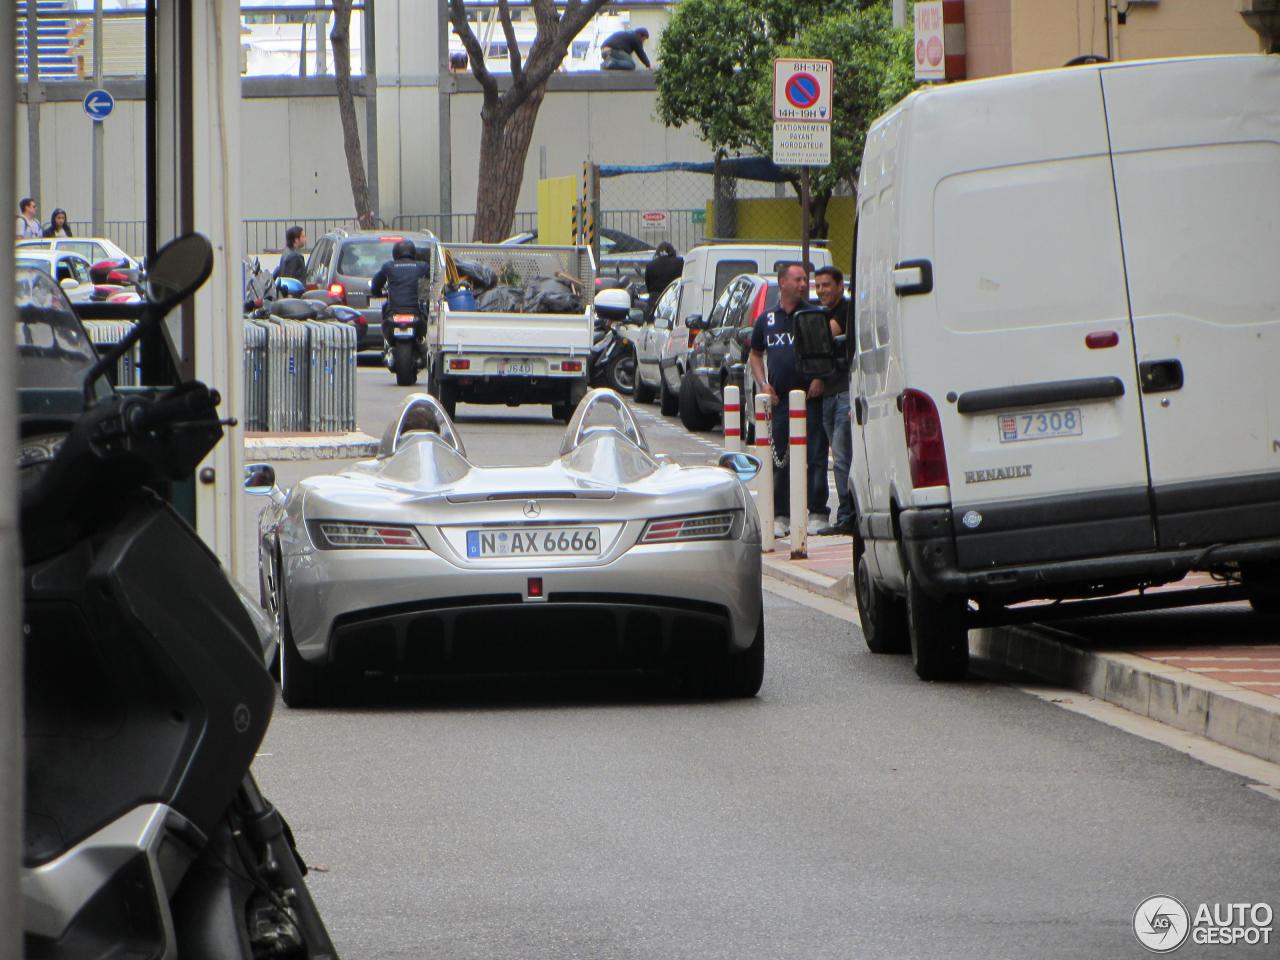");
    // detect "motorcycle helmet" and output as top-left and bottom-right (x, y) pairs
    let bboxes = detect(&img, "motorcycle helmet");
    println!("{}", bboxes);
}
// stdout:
(392, 239), (416, 260)
(275, 276), (304, 298)
(594, 287), (631, 323)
